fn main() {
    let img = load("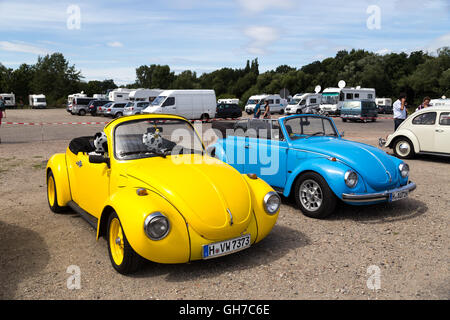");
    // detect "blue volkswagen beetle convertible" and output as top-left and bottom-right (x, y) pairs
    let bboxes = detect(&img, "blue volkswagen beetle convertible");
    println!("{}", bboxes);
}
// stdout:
(210, 115), (416, 218)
